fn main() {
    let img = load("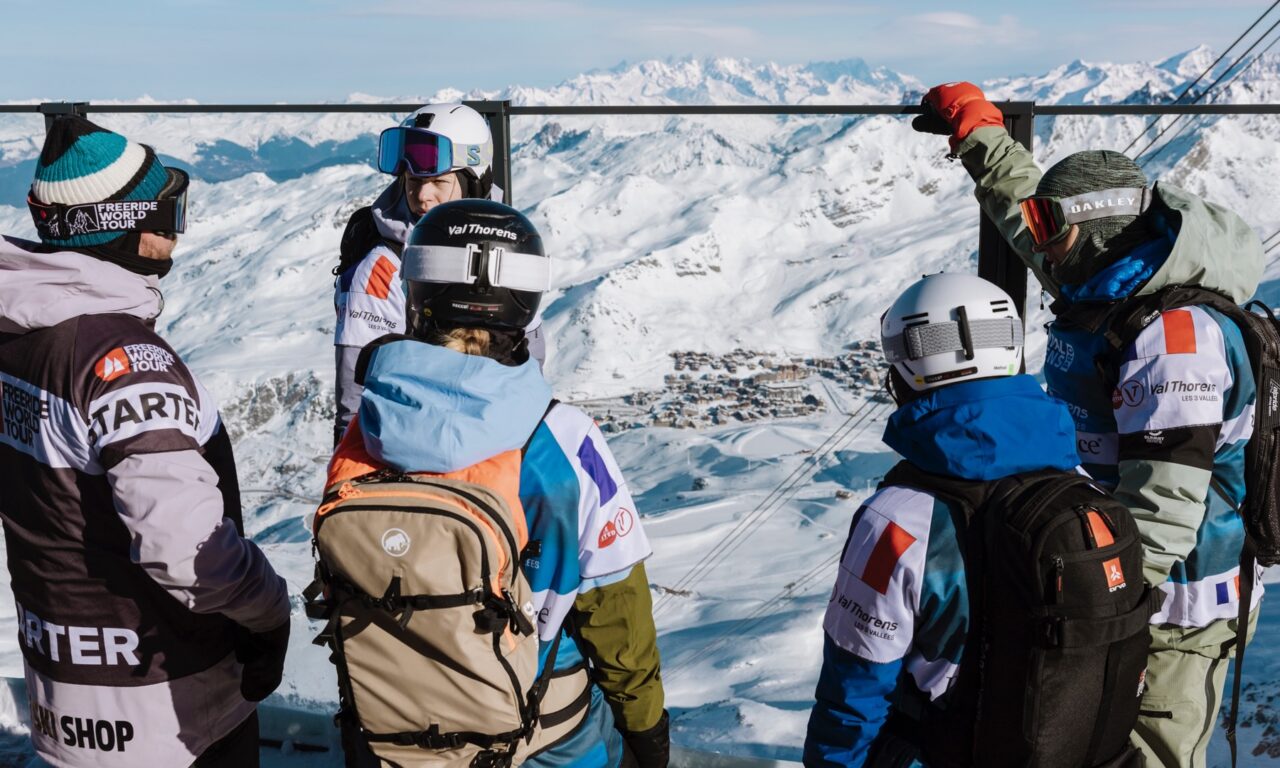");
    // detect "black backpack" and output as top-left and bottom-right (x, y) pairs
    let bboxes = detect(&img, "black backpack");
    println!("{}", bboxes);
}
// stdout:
(334, 205), (403, 278)
(879, 462), (1159, 768)
(1092, 286), (1280, 765)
